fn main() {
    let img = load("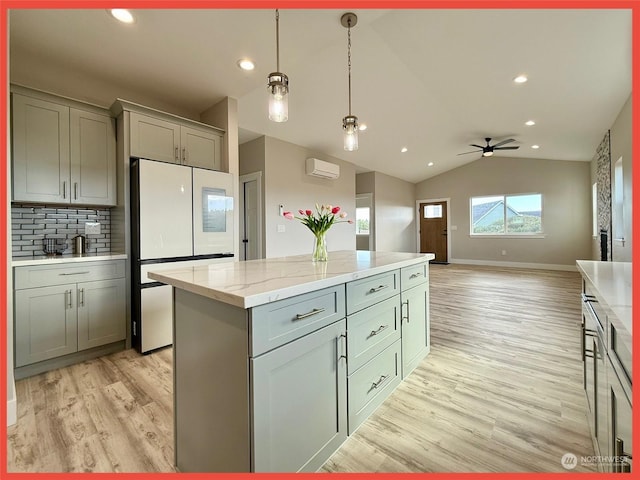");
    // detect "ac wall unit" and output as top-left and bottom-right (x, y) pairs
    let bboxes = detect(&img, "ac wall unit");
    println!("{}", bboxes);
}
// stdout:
(306, 158), (340, 179)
